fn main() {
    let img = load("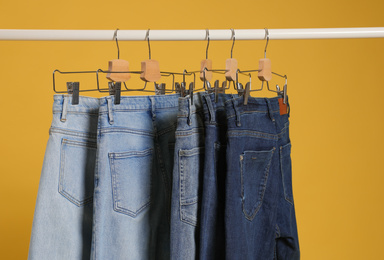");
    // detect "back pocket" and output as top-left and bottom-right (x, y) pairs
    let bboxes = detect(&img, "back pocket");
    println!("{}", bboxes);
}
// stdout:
(179, 147), (204, 226)
(59, 138), (96, 207)
(109, 148), (153, 217)
(241, 147), (275, 221)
